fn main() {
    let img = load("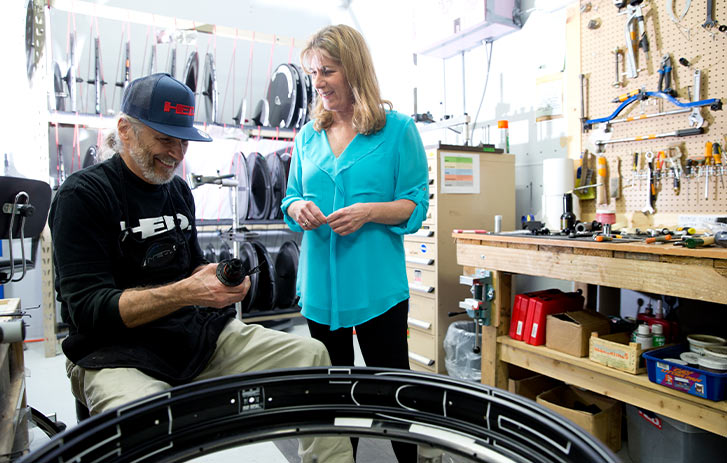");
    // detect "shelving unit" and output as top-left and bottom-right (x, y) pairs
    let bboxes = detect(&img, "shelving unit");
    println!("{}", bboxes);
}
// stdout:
(405, 145), (515, 374)
(453, 233), (727, 437)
